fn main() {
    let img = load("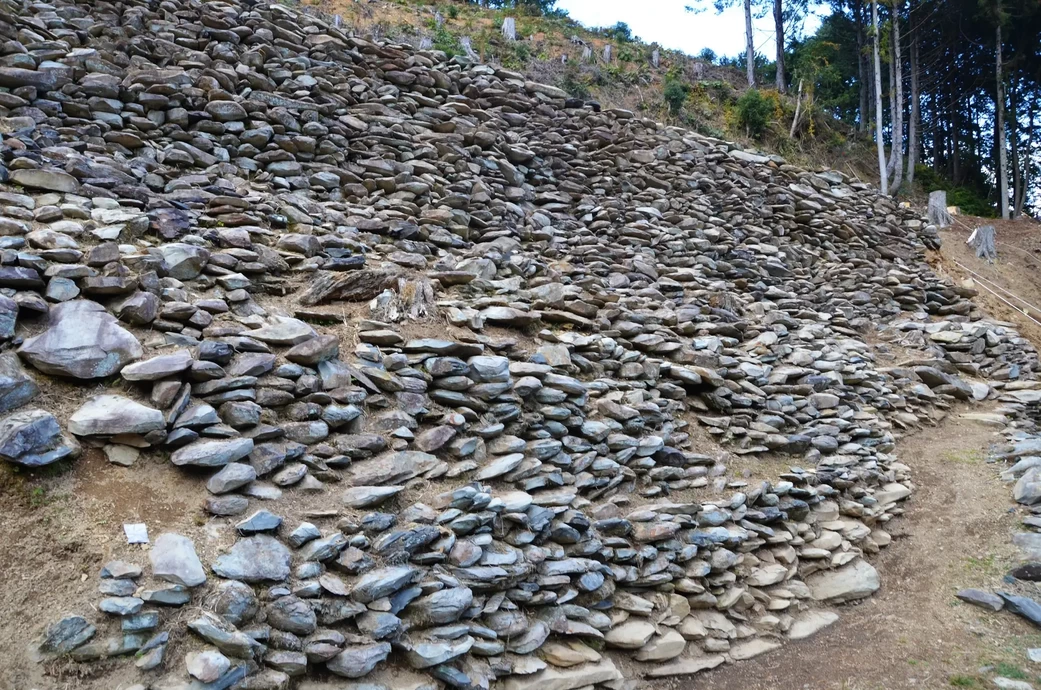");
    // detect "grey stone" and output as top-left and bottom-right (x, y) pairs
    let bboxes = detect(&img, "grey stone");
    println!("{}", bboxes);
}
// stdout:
(807, 560), (880, 603)
(19, 300), (142, 379)
(0, 354), (37, 413)
(150, 533), (207, 587)
(207, 463), (257, 494)
(0, 409), (78, 467)
(212, 535), (291, 582)
(69, 395), (164, 437)
(121, 350), (194, 381)
(172, 438), (254, 467)
(39, 615), (96, 654)
(326, 642), (392, 678)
